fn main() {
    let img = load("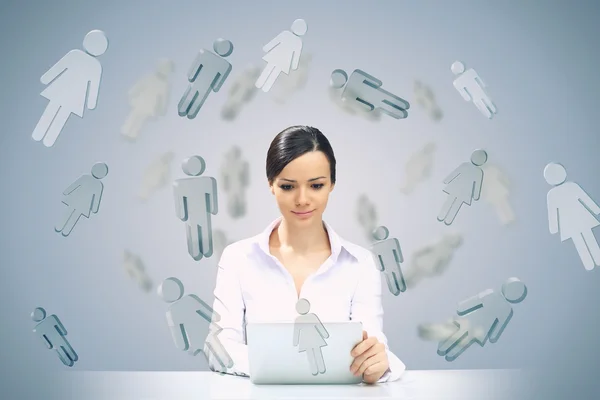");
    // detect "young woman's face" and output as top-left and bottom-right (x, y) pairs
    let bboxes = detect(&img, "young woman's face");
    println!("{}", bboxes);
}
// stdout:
(269, 151), (334, 224)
